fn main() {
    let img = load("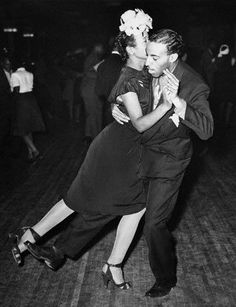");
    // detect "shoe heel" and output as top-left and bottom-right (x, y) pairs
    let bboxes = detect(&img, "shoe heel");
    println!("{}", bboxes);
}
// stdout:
(9, 227), (40, 267)
(102, 272), (110, 289)
(102, 262), (131, 290)
(9, 232), (21, 265)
